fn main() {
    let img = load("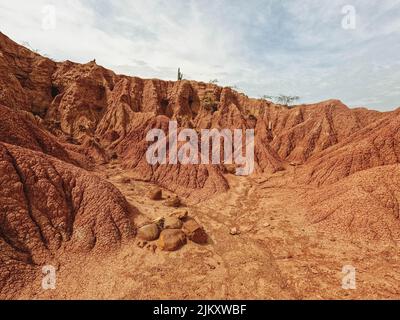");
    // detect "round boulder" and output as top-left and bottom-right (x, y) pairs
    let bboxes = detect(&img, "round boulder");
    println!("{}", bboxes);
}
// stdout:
(137, 223), (160, 241)
(163, 217), (183, 230)
(230, 227), (240, 236)
(225, 164), (237, 175)
(158, 229), (187, 251)
(149, 188), (163, 201)
(169, 210), (189, 220)
(164, 196), (181, 208)
(182, 219), (208, 244)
